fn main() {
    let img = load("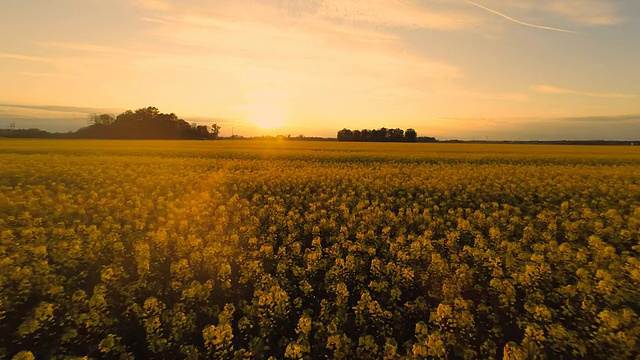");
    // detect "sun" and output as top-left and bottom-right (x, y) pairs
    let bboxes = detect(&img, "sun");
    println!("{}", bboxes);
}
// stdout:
(245, 103), (286, 130)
